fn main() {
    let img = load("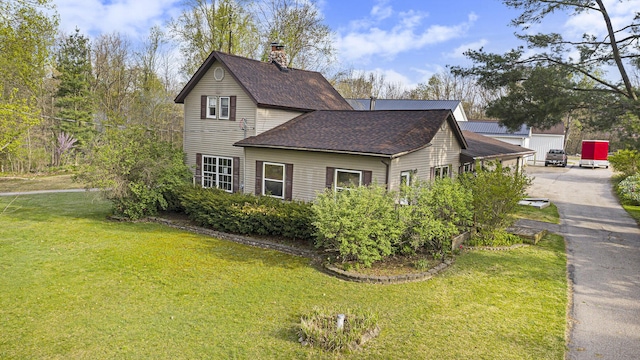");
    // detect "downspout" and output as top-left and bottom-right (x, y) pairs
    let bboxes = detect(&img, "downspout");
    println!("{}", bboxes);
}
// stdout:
(381, 158), (391, 190)
(241, 118), (247, 193)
